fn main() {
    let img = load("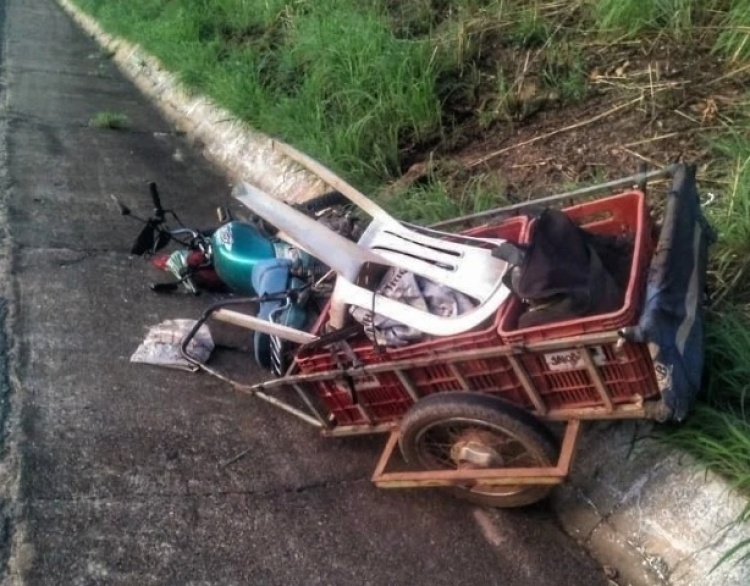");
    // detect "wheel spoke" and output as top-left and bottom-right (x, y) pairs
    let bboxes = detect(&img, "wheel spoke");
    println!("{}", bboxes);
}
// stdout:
(400, 394), (558, 507)
(416, 419), (546, 471)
